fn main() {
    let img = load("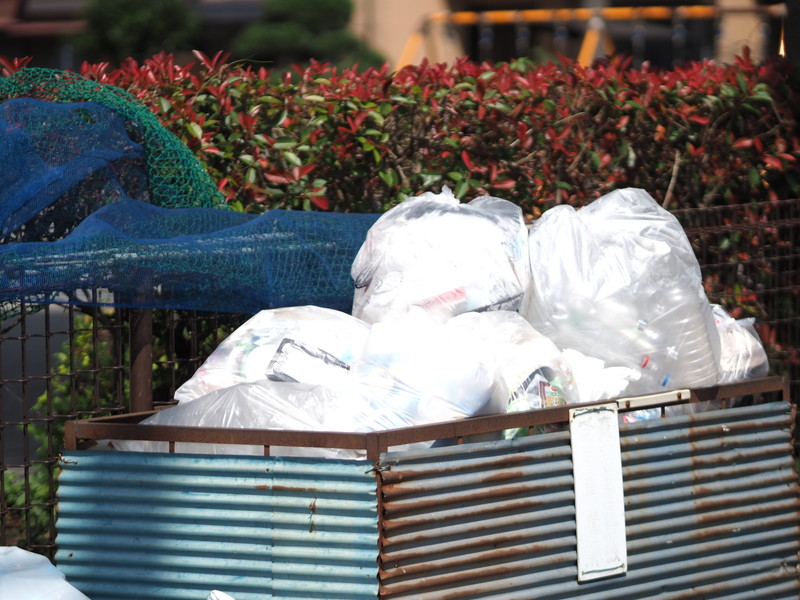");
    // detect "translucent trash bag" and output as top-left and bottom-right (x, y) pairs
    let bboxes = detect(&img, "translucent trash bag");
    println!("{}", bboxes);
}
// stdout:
(712, 304), (769, 383)
(521, 187), (720, 396)
(174, 305), (369, 403)
(109, 313), (498, 458)
(351, 186), (530, 324)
